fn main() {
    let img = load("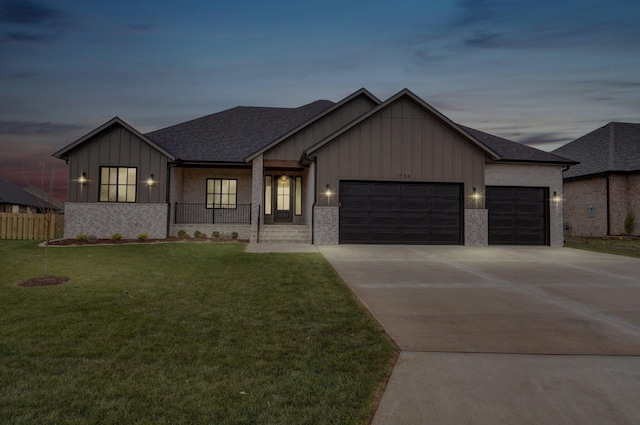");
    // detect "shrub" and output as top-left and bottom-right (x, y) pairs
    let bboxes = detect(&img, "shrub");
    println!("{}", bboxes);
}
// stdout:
(624, 211), (636, 236)
(75, 234), (88, 241)
(193, 230), (202, 238)
(230, 231), (239, 240)
(177, 229), (187, 239)
(211, 231), (221, 239)
(137, 232), (149, 241)
(111, 233), (122, 241)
